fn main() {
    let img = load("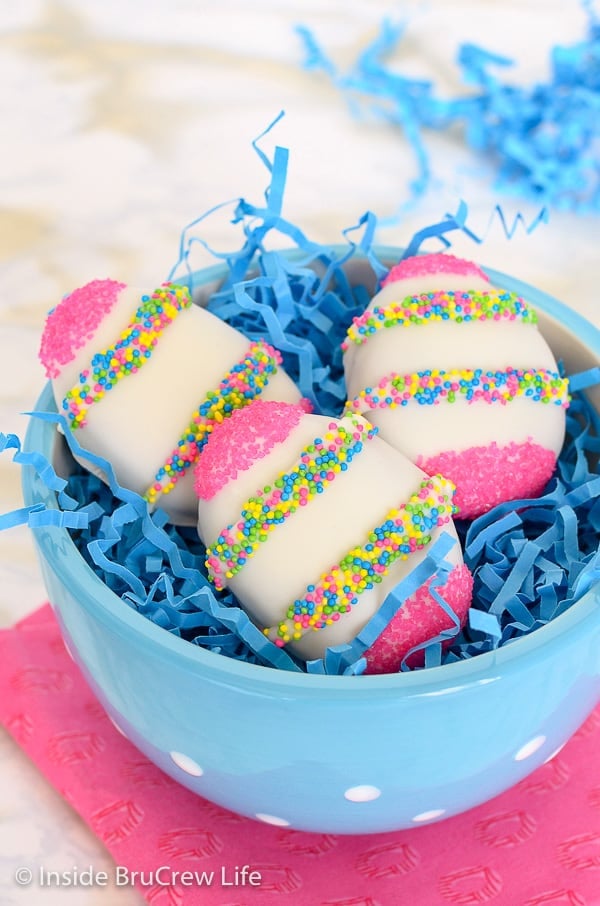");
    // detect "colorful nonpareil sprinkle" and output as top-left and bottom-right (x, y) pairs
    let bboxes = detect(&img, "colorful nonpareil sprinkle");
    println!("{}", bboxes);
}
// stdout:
(264, 474), (457, 646)
(342, 289), (538, 349)
(62, 283), (191, 429)
(205, 414), (377, 590)
(346, 367), (570, 413)
(144, 341), (283, 506)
